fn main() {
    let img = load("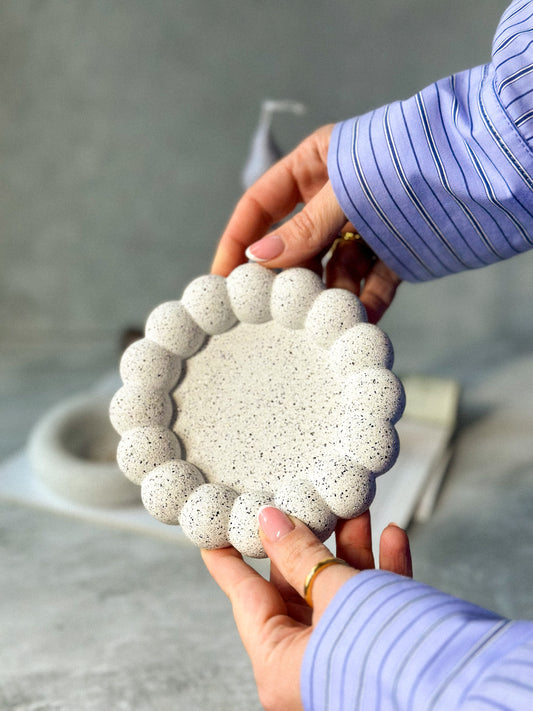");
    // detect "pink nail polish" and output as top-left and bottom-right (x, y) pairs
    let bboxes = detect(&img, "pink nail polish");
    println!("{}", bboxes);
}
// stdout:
(245, 234), (284, 262)
(258, 506), (295, 542)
